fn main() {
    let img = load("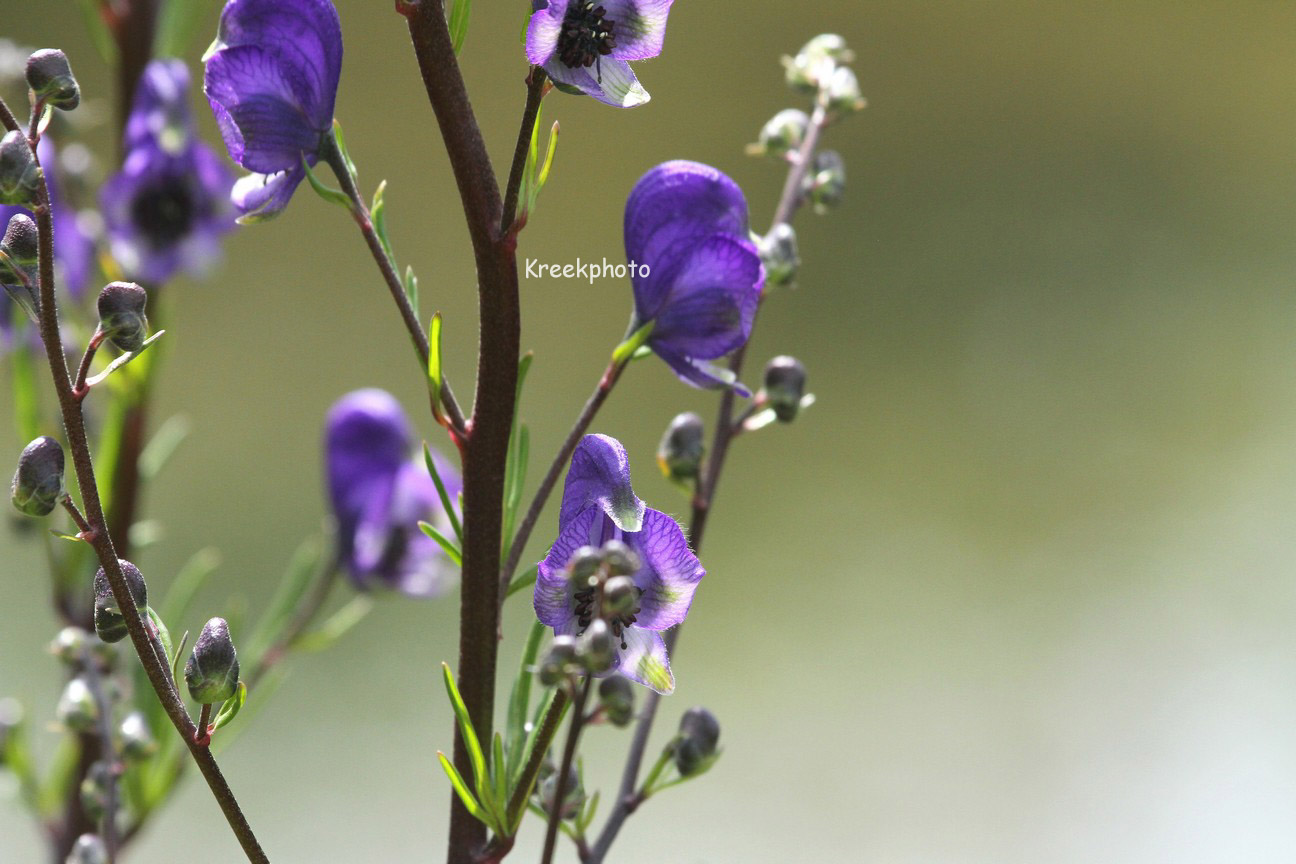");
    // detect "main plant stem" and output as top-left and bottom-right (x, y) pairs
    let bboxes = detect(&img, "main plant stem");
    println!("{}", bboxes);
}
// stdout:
(401, 3), (522, 861)
(0, 102), (270, 864)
